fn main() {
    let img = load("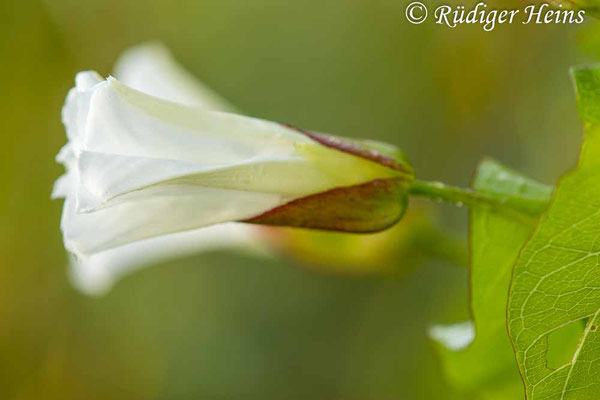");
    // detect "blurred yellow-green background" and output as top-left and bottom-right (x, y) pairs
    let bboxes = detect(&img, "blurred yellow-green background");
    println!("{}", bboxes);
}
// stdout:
(1, 0), (595, 398)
